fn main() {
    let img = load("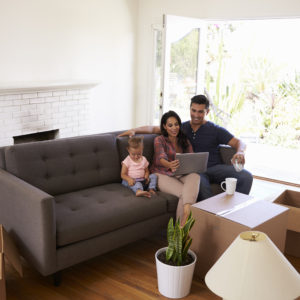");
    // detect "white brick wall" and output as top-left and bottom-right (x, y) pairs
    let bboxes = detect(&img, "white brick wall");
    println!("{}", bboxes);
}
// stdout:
(0, 85), (93, 146)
